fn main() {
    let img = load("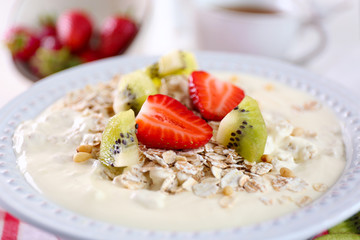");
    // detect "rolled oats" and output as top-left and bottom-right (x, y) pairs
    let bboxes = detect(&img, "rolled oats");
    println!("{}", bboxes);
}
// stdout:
(271, 176), (308, 192)
(296, 196), (312, 207)
(175, 160), (201, 175)
(192, 181), (219, 198)
(162, 150), (177, 165)
(205, 153), (227, 161)
(211, 166), (222, 179)
(220, 169), (243, 188)
(182, 177), (198, 191)
(259, 196), (273, 206)
(244, 179), (260, 193)
(113, 166), (149, 190)
(238, 174), (250, 187)
(161, 174), (178, 193)
(251, 162), (273, 175)
(313, 183), (327, 192)
(219, 196), (235, 208)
